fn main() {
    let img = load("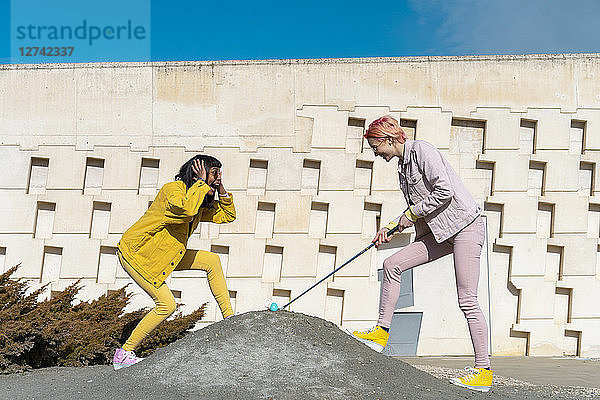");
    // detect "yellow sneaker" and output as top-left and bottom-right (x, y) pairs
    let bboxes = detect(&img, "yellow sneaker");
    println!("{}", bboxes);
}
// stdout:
(450, 367), (493, 392)
(349, 326), (389, 352)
